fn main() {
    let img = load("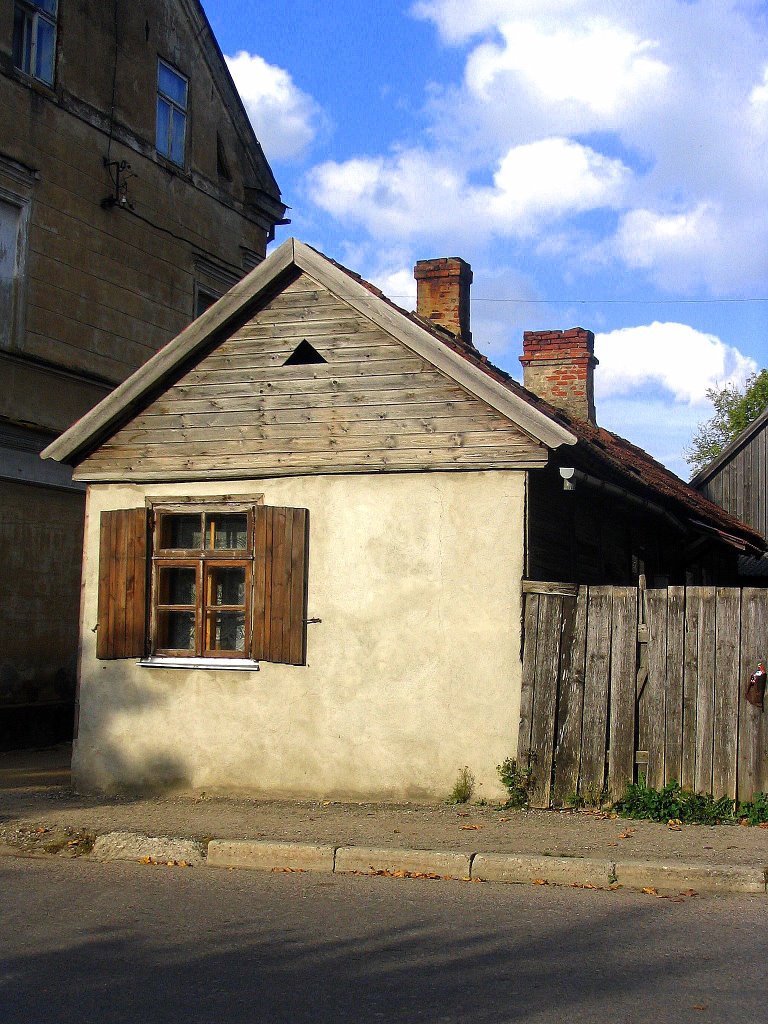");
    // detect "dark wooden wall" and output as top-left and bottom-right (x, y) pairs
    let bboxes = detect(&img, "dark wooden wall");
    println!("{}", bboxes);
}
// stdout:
(697, 420), (768, 540)
(526, 463), (738, 586)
